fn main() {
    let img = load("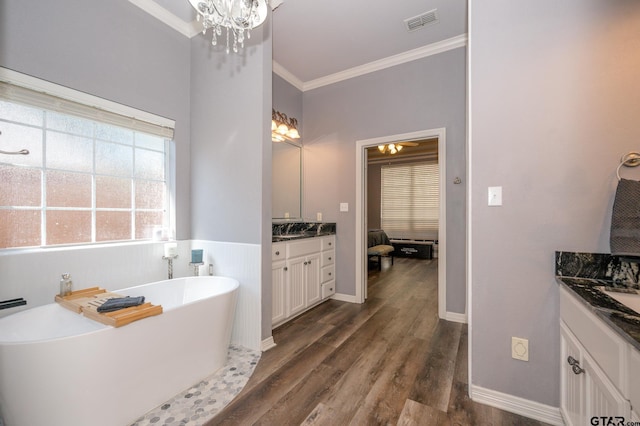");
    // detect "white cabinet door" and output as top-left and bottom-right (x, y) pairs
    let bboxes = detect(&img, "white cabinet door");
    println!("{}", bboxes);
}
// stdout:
(561, 322), (584, 426)
(271, 260), (287, 326)
(305, 253), (321, 306)
(561, 321), (631, 426)
(287, 256), (307, 317)
(584, 351), (630, 421)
